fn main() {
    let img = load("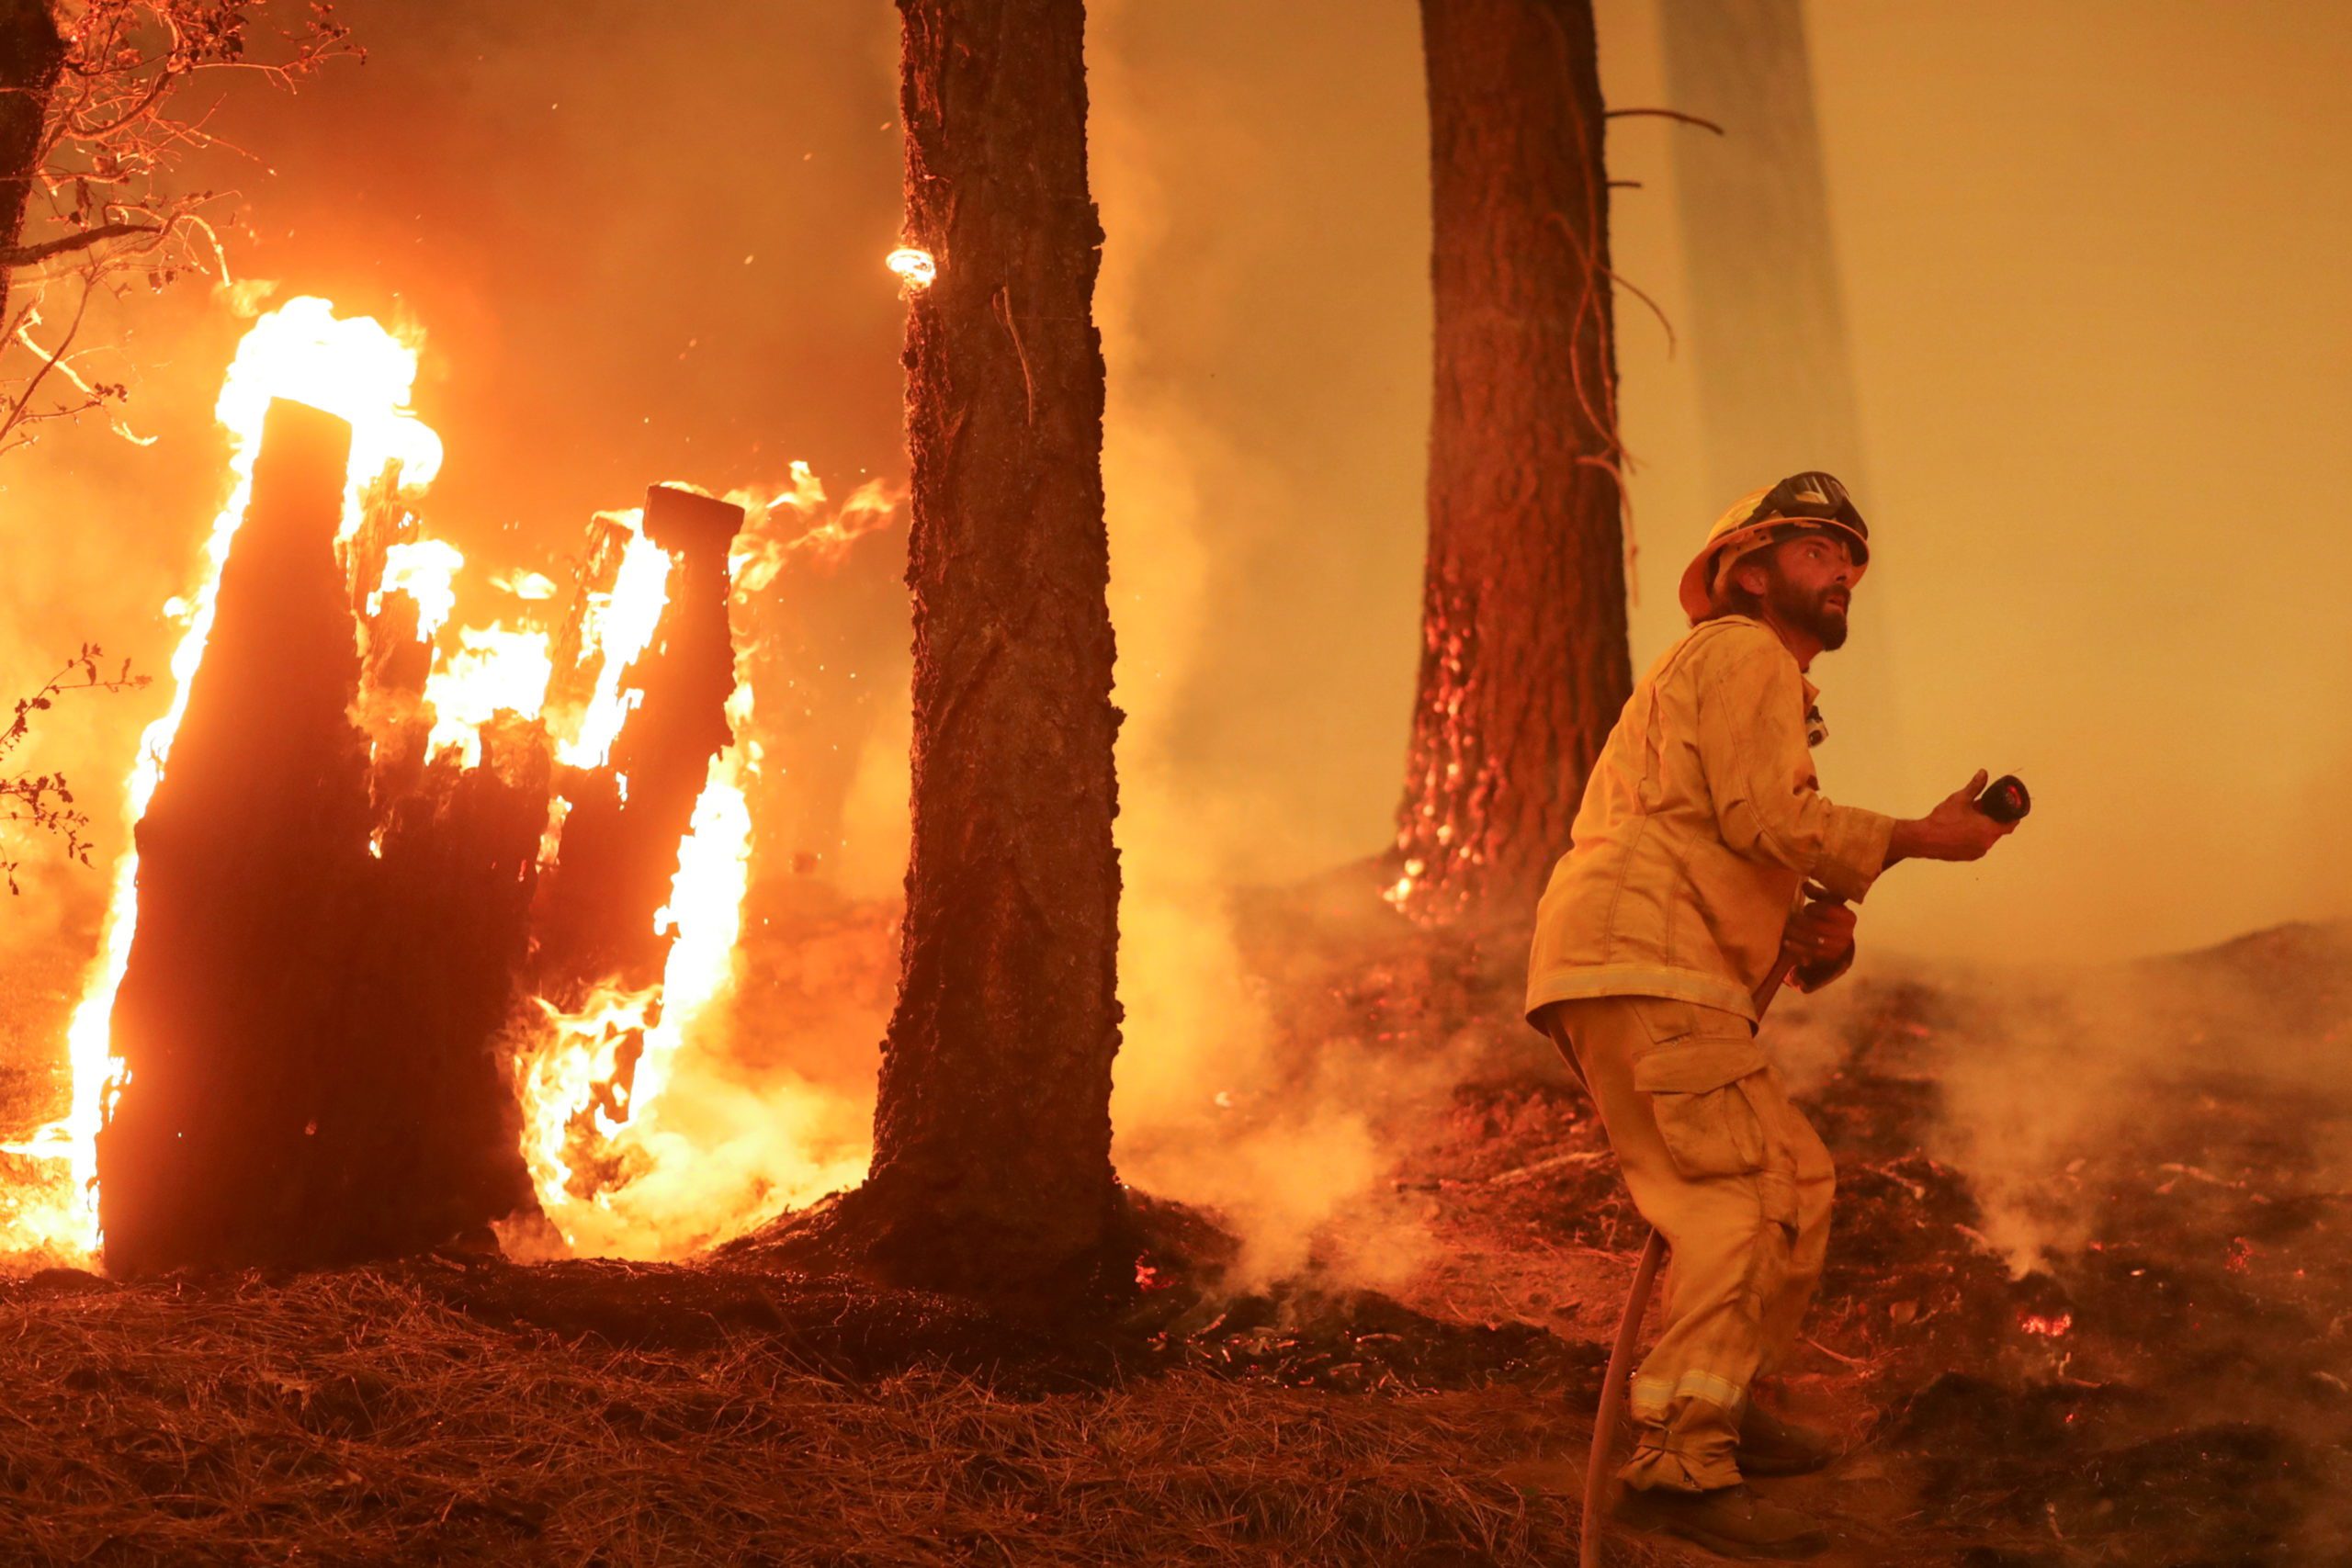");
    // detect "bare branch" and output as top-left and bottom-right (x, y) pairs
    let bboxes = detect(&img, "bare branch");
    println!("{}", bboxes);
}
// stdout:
(0, 218), (164, 267)
(1604, 107), (1726, 135)
(0, 2), (358, 442)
